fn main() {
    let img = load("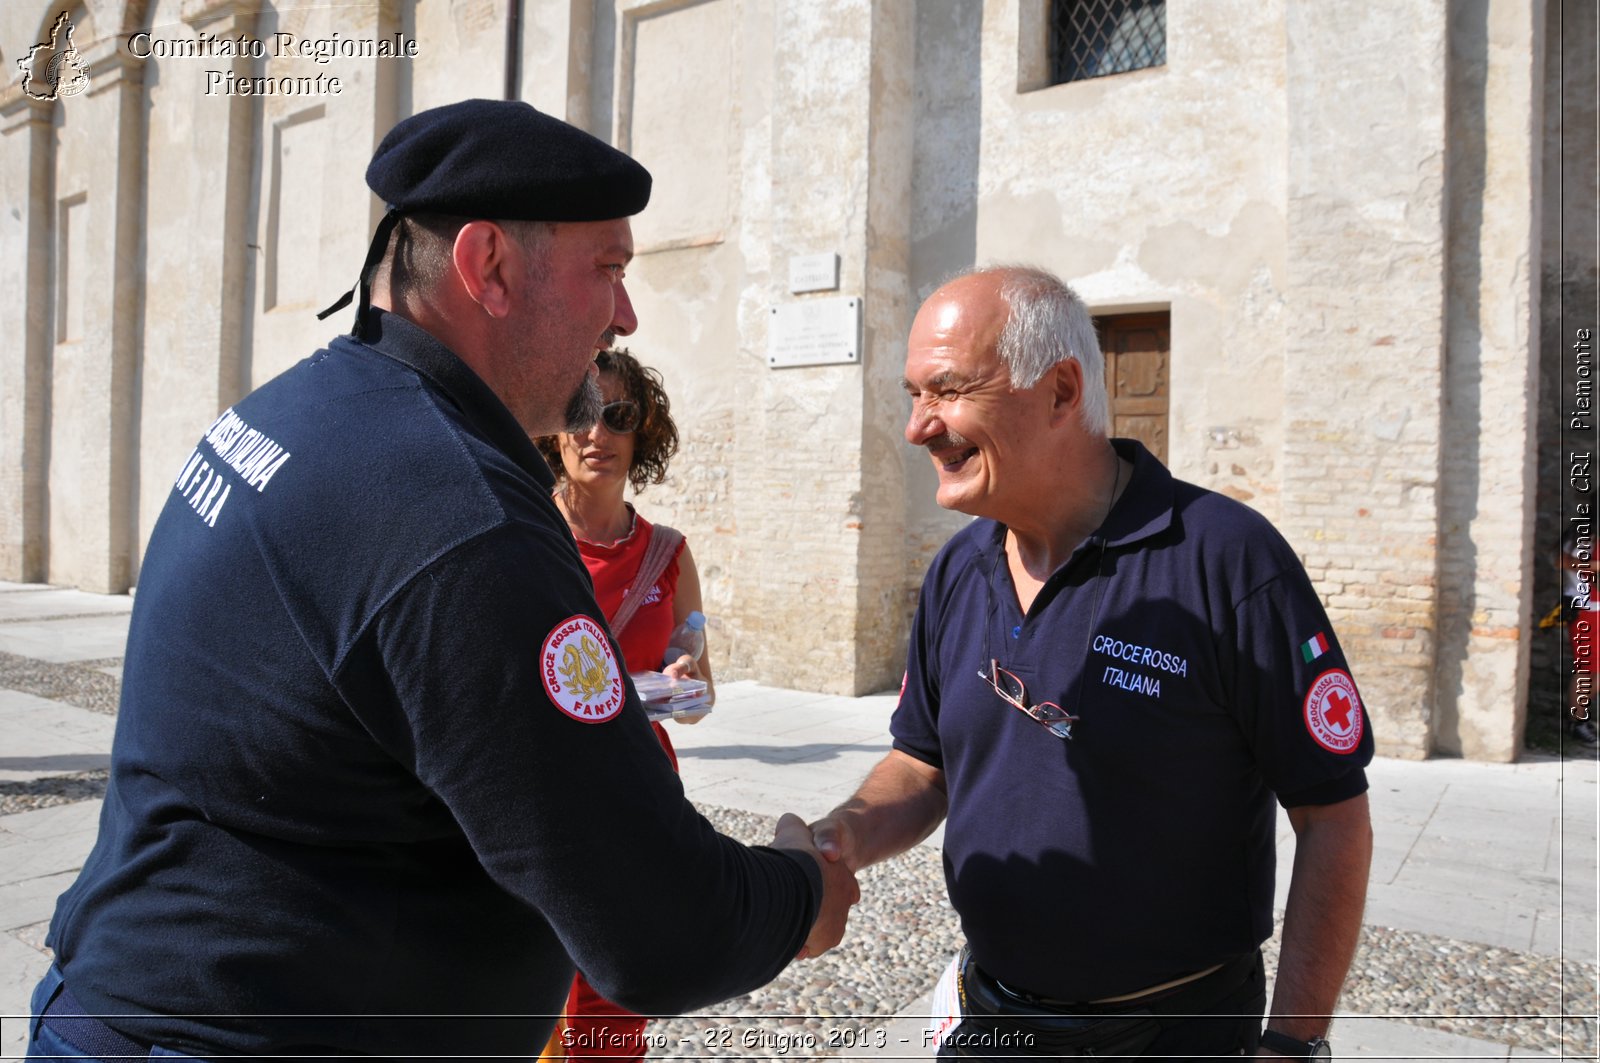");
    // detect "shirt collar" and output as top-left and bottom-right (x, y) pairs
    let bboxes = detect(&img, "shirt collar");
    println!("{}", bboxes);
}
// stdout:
(975, 436), (1176, 570)
(1100, 437), (1175, 548)
(349, 308), (556, 490)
